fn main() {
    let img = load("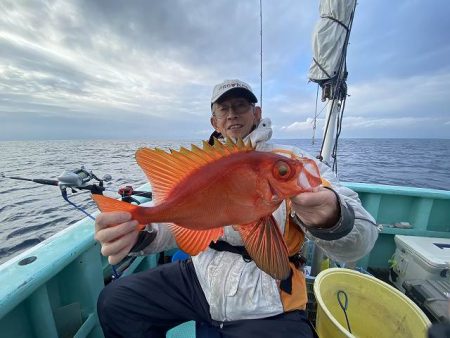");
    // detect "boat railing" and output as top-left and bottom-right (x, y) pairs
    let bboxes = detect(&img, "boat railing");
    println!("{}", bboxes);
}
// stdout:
(0, 193), (157, 338)
(0, 182), (448, 337)
(343, 182), (450, 270)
